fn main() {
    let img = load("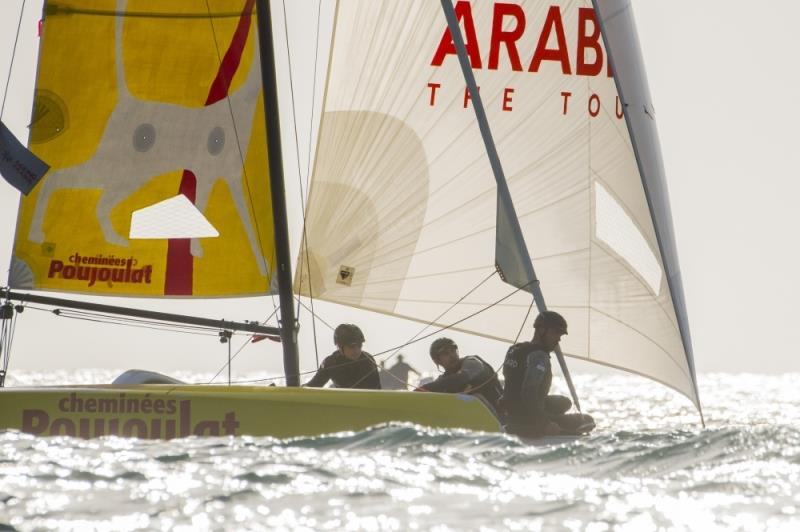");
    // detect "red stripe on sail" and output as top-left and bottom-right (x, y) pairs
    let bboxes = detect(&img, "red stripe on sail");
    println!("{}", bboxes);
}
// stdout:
(164, 170), (197, 295)
(206, 0), (256, 106)
(163, 0), (256, 295)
